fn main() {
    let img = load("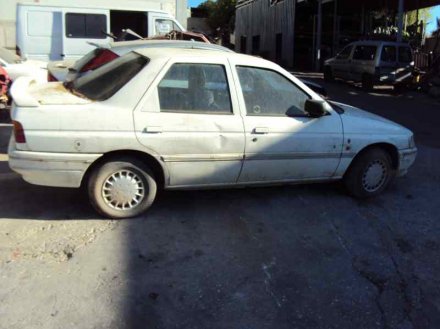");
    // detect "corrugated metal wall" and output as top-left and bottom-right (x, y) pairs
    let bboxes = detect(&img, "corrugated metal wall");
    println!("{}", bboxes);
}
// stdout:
(235, 0), (296, 67)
